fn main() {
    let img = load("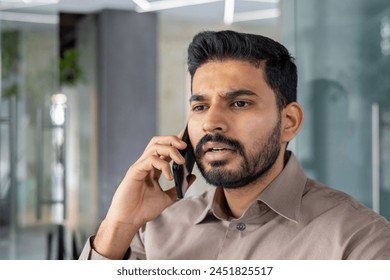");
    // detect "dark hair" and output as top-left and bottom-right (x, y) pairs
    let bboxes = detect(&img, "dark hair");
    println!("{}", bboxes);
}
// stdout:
(187, 30), (297, 109)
